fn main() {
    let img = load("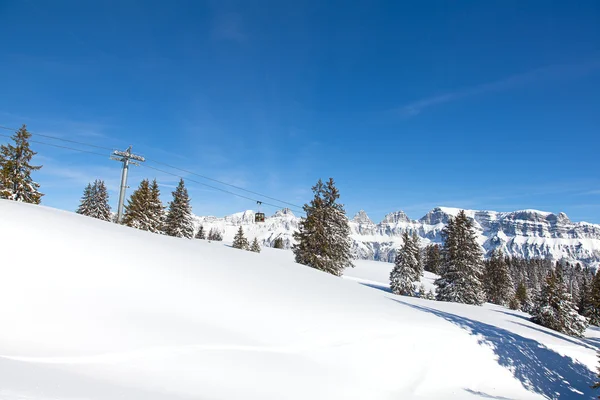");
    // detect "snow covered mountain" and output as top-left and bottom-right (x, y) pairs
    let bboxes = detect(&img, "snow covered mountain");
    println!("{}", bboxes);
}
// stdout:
(194, 207), (600, 265)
